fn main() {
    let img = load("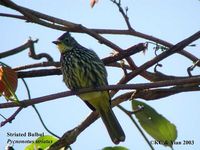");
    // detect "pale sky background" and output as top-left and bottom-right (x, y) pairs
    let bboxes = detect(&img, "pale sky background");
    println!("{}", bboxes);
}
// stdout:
(1, 0), (200, 150)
